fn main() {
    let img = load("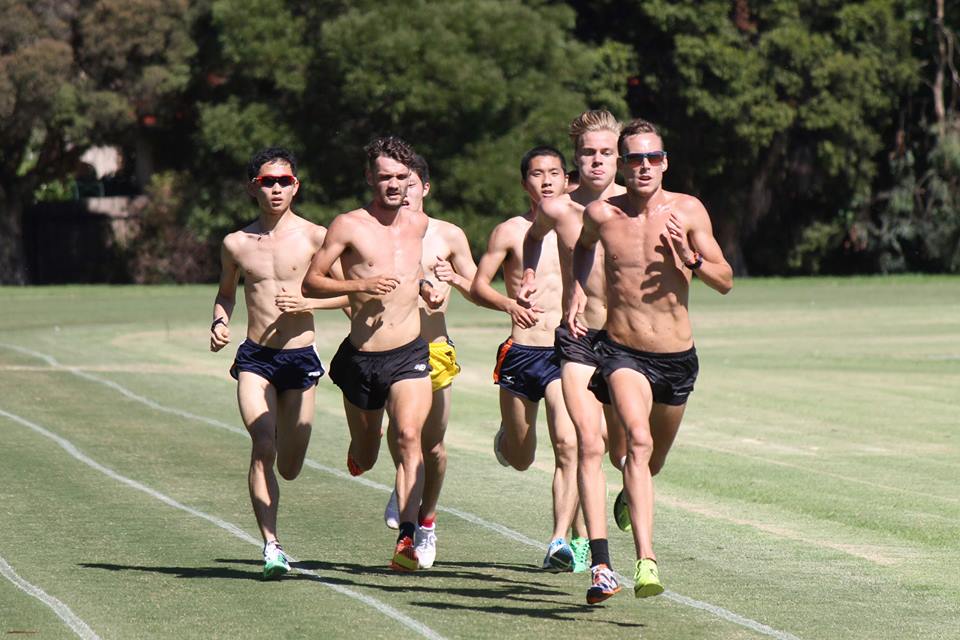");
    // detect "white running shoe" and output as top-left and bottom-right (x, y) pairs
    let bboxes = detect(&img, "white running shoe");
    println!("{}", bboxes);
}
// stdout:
(415, 524), (437, 569)
(384, 488), (399, 530)
(494, 426), (510, 467)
